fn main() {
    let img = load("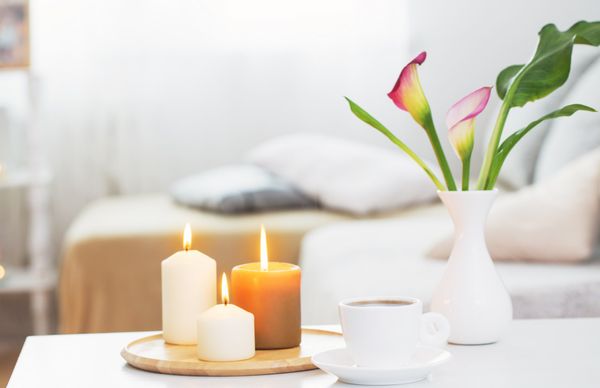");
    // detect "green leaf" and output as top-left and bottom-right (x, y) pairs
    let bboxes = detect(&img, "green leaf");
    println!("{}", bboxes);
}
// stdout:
(478, 20), (600, 189)
(502, 21), (600, 108)
(496, 64), (523, 100)
(485, 104), (596, 188)
(344, 97), (446, 191)
(508, 24), (574, 107)
(570, 21), (600, 45)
